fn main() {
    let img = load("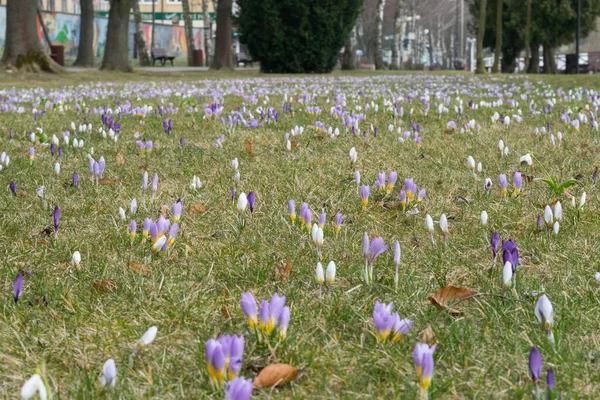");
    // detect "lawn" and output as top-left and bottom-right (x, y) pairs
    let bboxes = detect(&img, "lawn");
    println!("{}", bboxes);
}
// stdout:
(0, 70), (599, 399)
